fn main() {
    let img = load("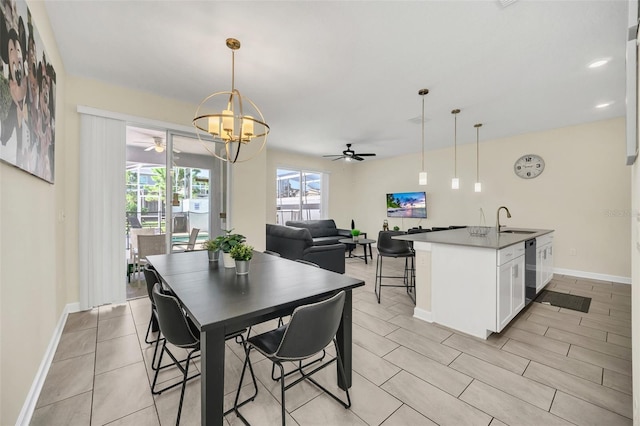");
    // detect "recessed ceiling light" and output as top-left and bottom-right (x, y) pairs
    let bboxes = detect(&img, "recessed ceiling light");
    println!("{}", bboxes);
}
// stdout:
(588, 59), (609, 68)
(596, 102), (612, 108)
